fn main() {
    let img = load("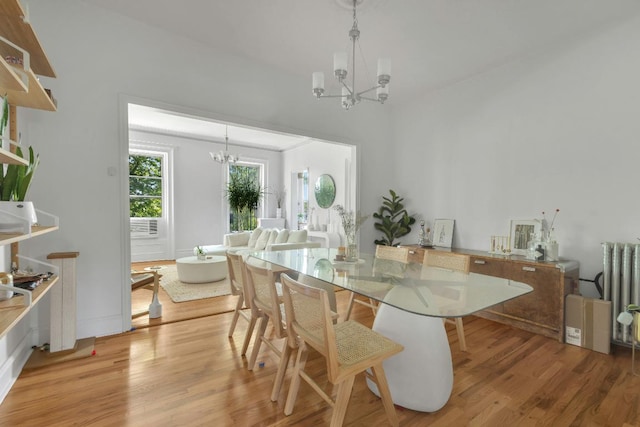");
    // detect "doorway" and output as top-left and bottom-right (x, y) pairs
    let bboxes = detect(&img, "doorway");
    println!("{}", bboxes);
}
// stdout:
(121, 97), (358, 328)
